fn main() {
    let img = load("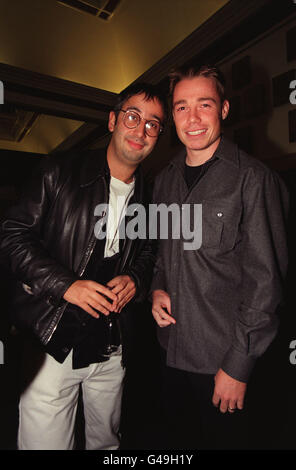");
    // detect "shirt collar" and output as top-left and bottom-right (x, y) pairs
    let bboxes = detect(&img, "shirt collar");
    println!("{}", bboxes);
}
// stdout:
(79, 148), (109, 187)
(79, 147), (143, 202)
(170, 135), (240, 171)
